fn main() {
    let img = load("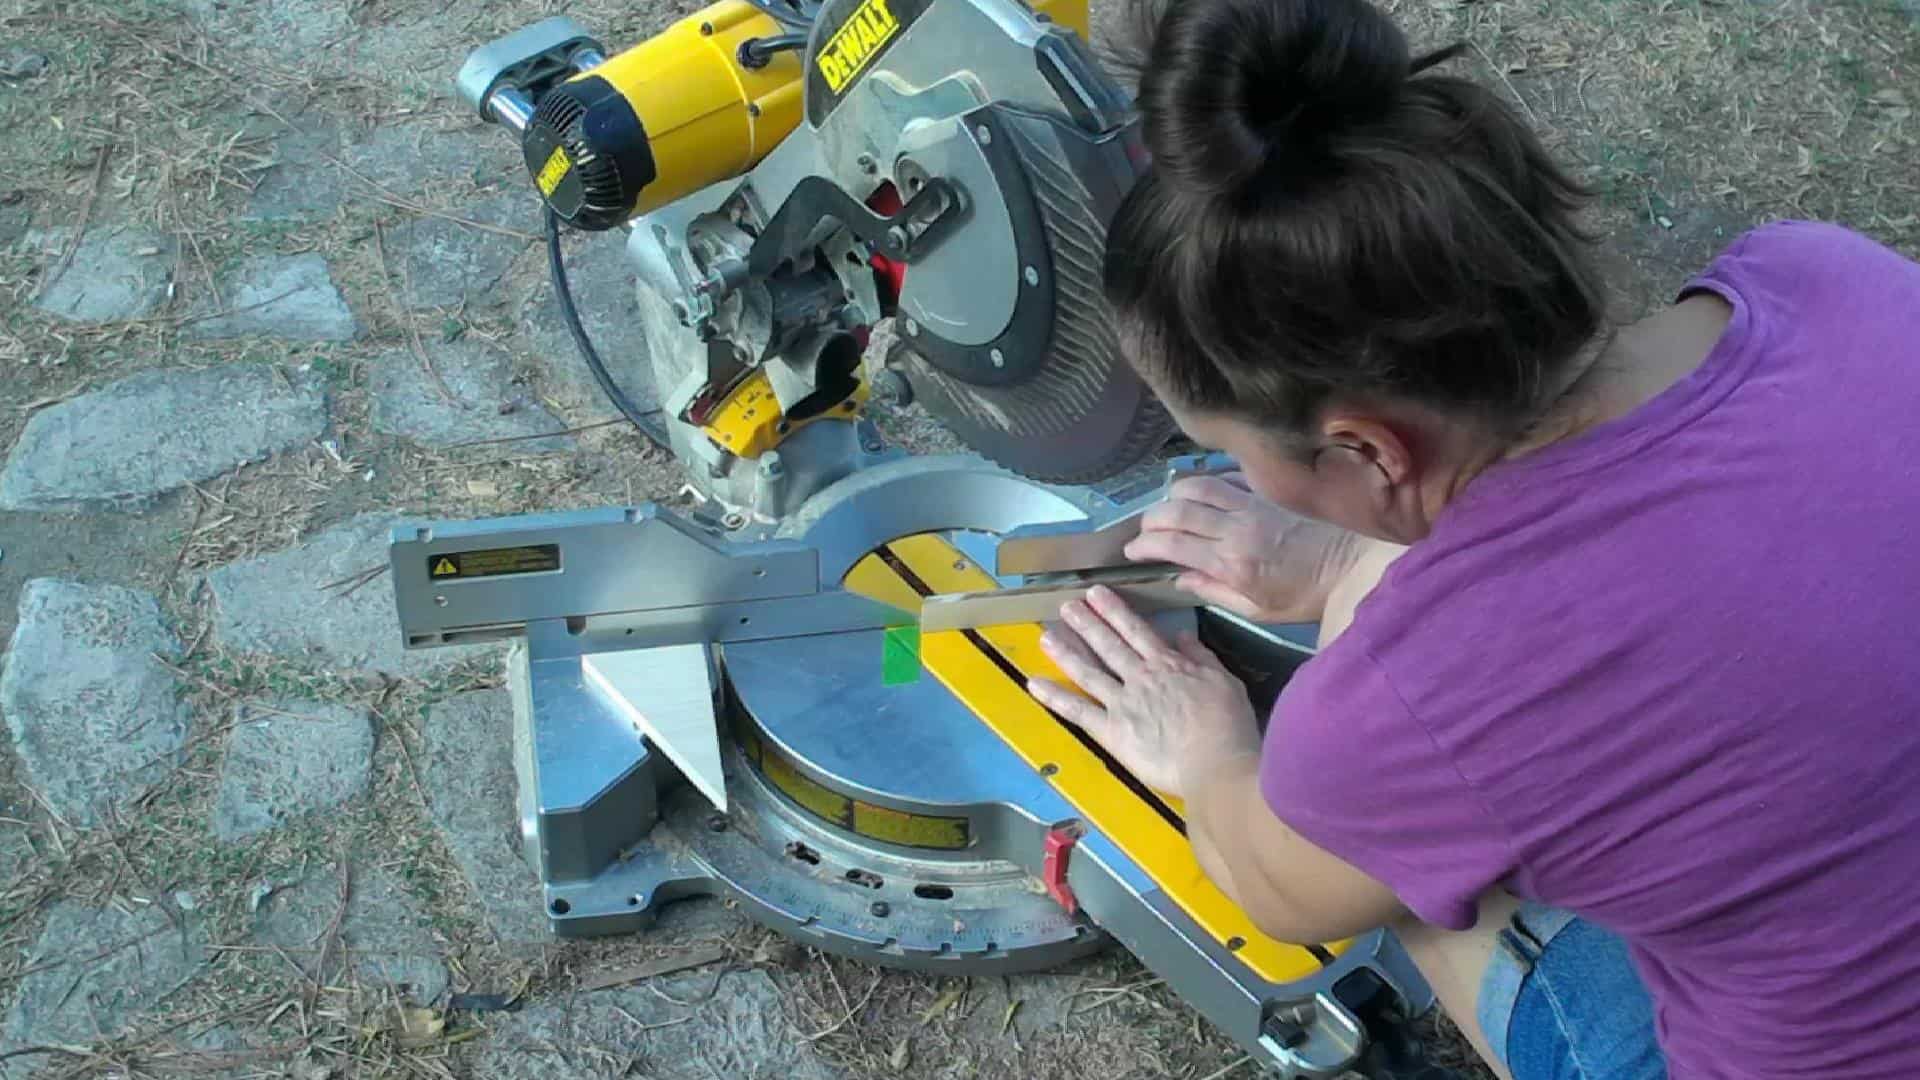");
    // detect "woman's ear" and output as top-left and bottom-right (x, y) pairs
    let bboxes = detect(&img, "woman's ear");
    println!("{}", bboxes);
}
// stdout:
(1314, 415), (1424, 541)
